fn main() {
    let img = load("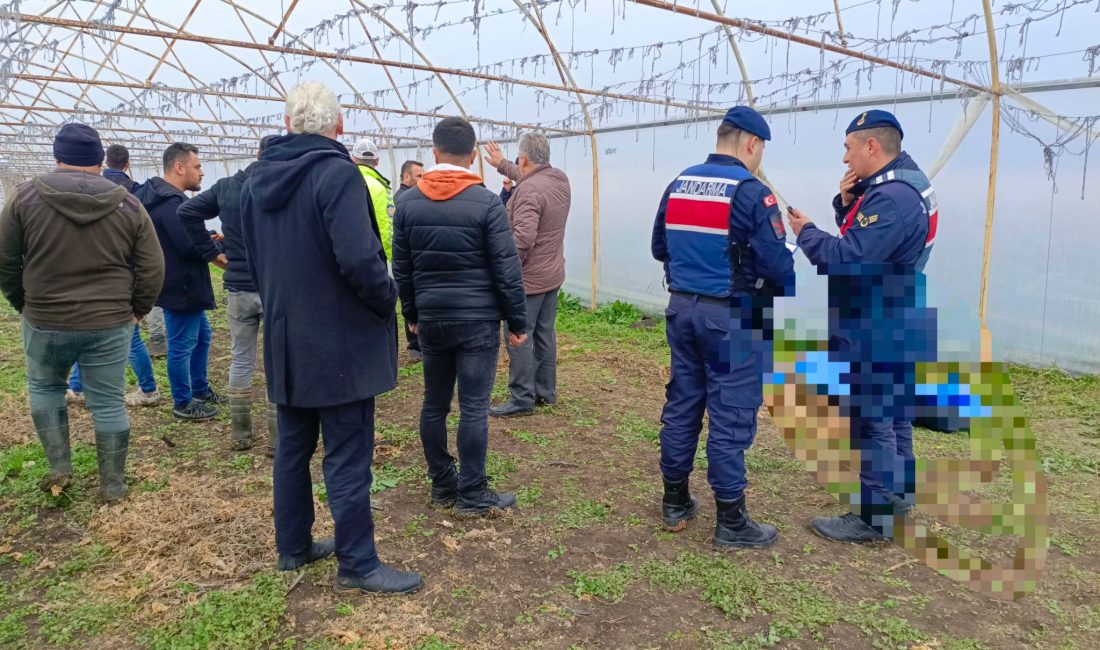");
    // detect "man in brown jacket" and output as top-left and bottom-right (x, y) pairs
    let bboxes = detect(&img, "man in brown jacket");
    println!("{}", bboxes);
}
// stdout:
(484, 134), (571, 417)
(0, 123), (165, 503)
